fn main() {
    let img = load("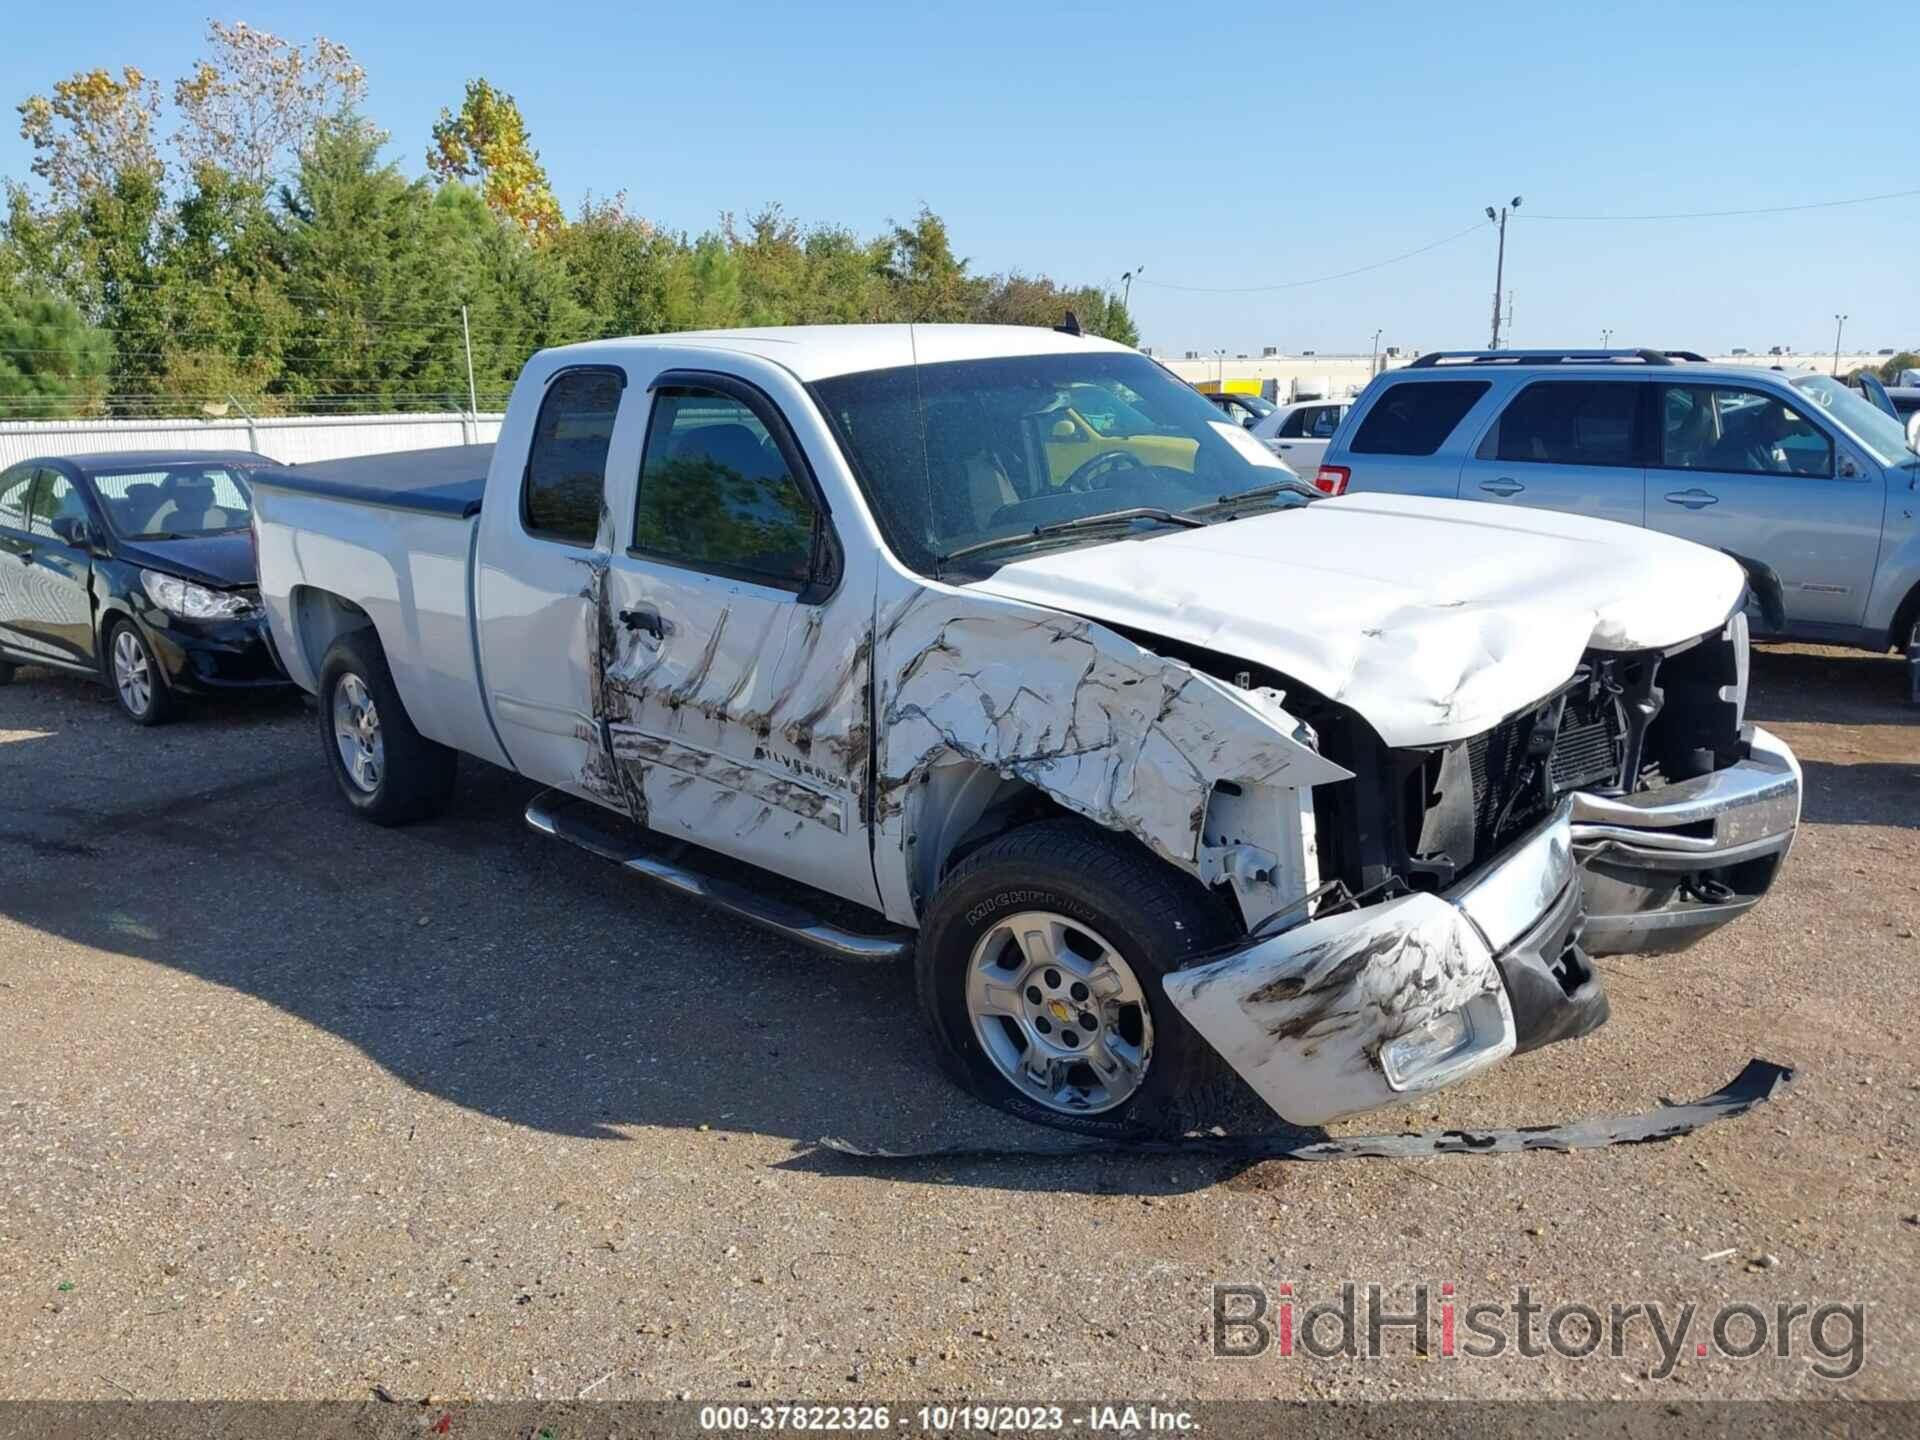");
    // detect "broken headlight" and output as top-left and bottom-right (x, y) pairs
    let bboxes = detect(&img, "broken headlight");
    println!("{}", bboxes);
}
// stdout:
(140, 569), (258, 621)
